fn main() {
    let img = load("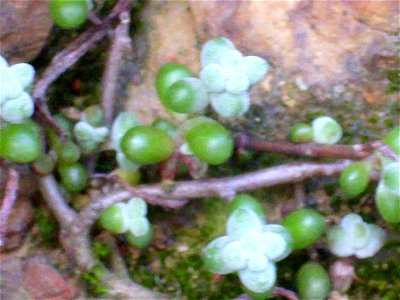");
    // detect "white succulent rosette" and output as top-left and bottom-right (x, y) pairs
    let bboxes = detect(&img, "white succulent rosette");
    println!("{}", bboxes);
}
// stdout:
(199, 38), (269, 118)
(100, 197), (152, 241)
(0, 55), (35, 124)
(327, 213), (386, 259)
(203, 207), (292, 294)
